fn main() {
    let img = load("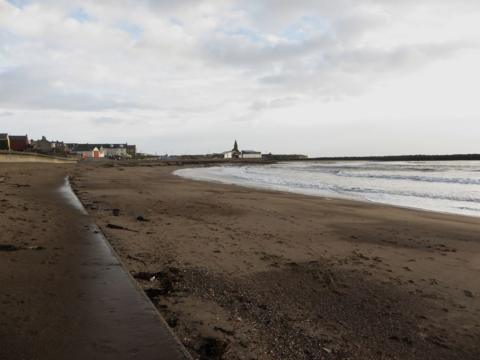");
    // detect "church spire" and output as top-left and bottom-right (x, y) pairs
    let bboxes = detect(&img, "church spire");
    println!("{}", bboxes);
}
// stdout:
(233, 140), (239, 152)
